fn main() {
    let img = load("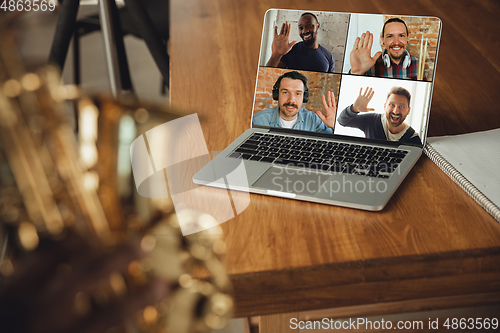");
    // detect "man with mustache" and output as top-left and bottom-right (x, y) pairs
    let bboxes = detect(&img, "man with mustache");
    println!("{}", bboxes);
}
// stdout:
(334, 86), (422, 144)
(350, 18), (424, 80)
(266, 13), (335, 73)
(252, 71), (335, 133)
